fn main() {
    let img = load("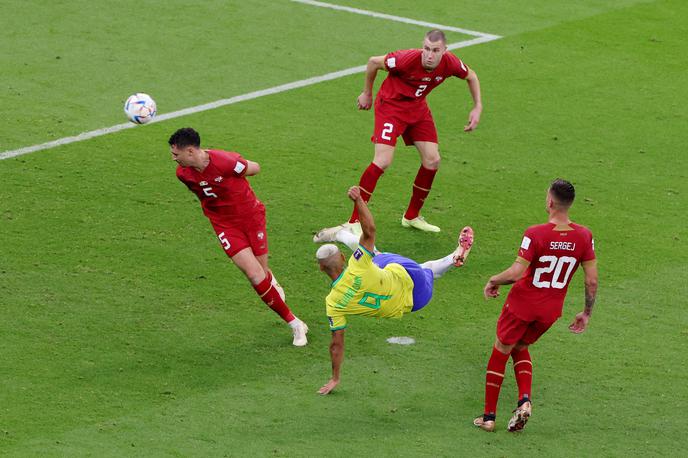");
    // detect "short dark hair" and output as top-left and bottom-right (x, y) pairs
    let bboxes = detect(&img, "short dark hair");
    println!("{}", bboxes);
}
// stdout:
(168, 127), (200, 148)
(425, 29), (446, 43)
(549, 178), (575, 206)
